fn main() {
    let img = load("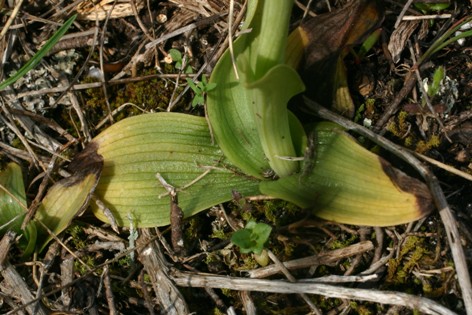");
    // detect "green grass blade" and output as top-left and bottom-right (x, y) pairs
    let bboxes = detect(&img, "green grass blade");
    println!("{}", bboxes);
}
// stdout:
(0, 14), (76, 91)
